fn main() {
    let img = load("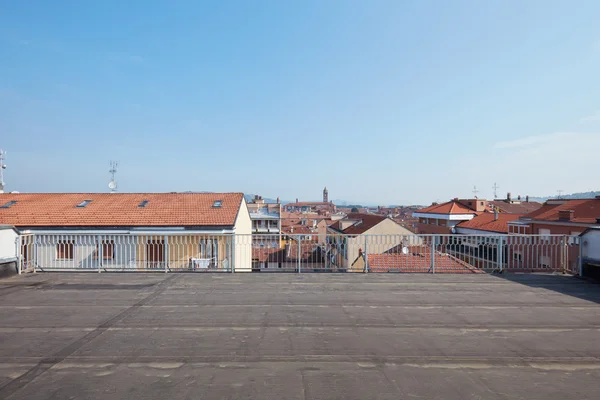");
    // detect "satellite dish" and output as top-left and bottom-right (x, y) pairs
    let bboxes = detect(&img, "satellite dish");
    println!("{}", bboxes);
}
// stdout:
(108, 181), (117, 190)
